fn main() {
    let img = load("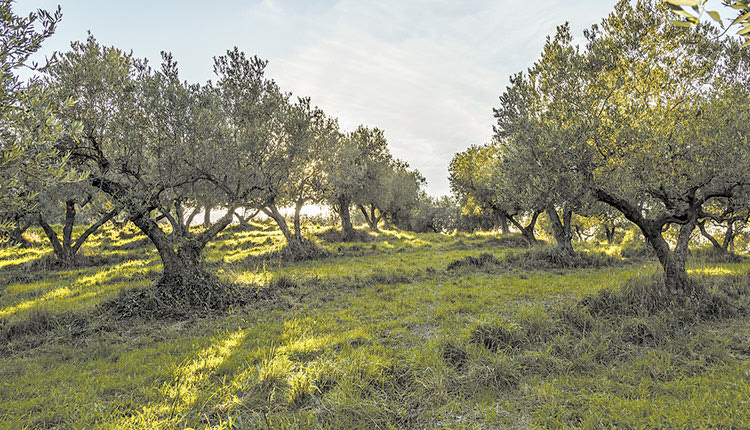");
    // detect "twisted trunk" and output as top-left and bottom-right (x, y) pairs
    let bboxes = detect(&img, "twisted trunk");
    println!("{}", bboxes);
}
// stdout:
(130, 208), (234, 283)
(262, 204), (292, 241)
(337, 195), (356, 241)
(507, 211), (540, 245)
(698, 221), (728, 255)
(358, 204), (381, 232)
(233, 208), (258, 228)
(38, 200), (117, 266)
(546, 204), (575, 256)
(597, 189), (694, 294)
(498, 212), (510, 236)
(643, 221), (693, 294)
